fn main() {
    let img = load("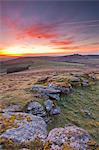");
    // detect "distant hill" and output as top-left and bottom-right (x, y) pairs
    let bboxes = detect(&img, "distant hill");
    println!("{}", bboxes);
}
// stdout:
(0, 56), (18, 61)
(0, 54), (99, 73)
(61, 54), (99, 59)
(56, 54), (99, 67)
(1, 54), (99, 64)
